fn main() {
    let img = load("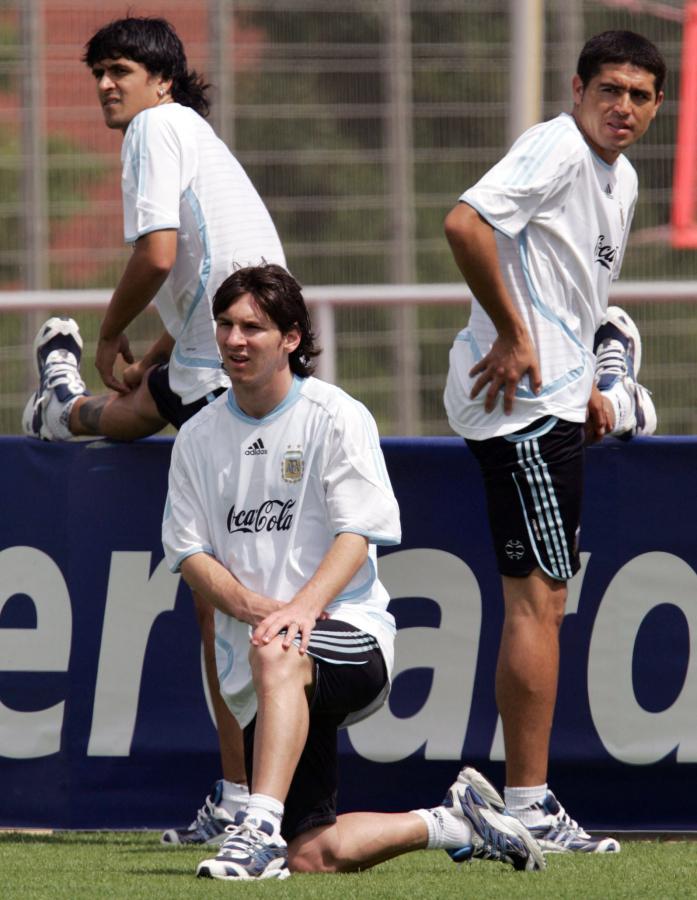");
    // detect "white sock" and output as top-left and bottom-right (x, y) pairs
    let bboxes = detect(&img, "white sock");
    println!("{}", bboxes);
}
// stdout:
(246, 792), (285, 842)
(504, 784), (547, 826)
(219, 780), (249, 816)
(412, 807), (473, 850)
(601, 380), (635, 435)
